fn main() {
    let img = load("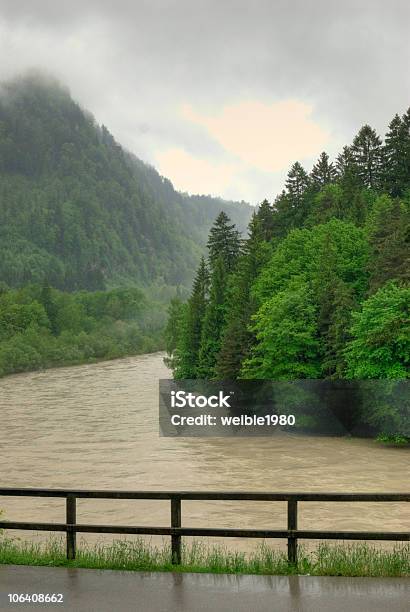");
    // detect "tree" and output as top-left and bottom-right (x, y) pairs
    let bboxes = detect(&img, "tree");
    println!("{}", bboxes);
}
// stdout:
(285, 162), (311, 224)
(197, 256), (227, 378)
(215, 213), (271, 378)
(321, 279), (356, 378)
(173, 257), (209, 378)
(255, 199), (276, 241)
(207, 211), (241, 273)
(336, 146), (356, 178)
(345, 283), (409, 379)
(311, 152), (337, 188)
(383, 112), (410, 197)
(351, 125), (383, 189)
(163, 297), (185, 370)
(307, 184), (344, 225)
(366, 195), (410, 291)
(39, 284), (59, 334)
(241, 278), (321, 379)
